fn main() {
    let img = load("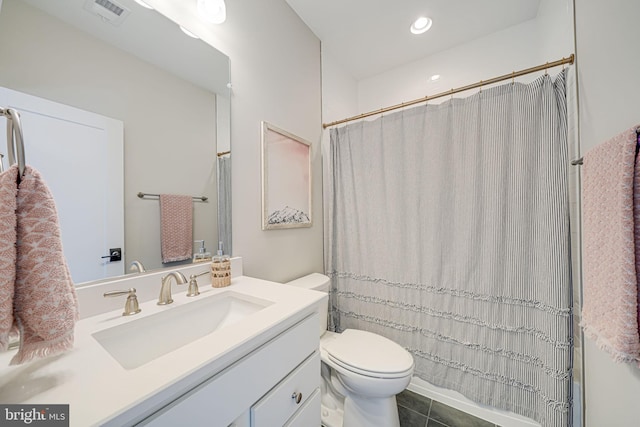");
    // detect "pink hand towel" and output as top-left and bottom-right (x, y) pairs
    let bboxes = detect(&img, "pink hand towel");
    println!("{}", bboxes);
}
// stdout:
(12, 165), (78, 365)
(0, 165), (18, 351)
(581, 125), (640, 364)
(160, 194), (193, 263)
